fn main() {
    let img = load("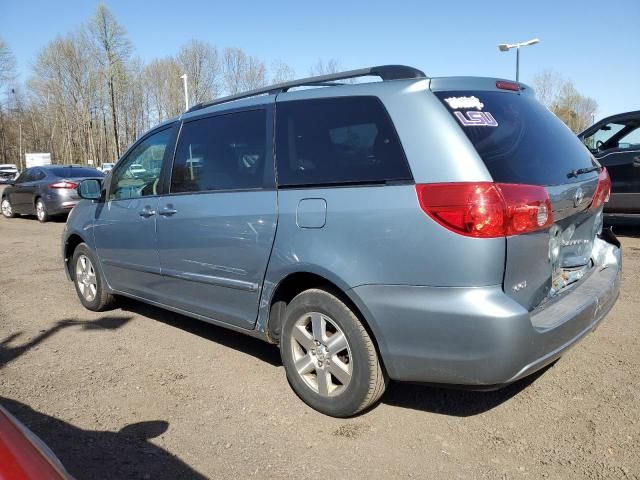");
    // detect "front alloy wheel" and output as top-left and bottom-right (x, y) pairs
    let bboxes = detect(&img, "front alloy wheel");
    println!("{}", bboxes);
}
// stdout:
(71, 243), (114, 311)
(75, 254), (97, 303)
